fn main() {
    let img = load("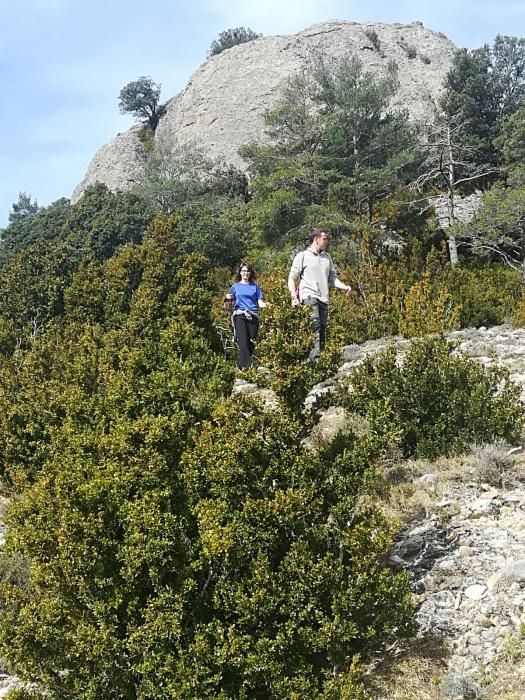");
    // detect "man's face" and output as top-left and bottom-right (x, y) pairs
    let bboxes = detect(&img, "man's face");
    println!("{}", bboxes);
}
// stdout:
(316, 231), (330, 250)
